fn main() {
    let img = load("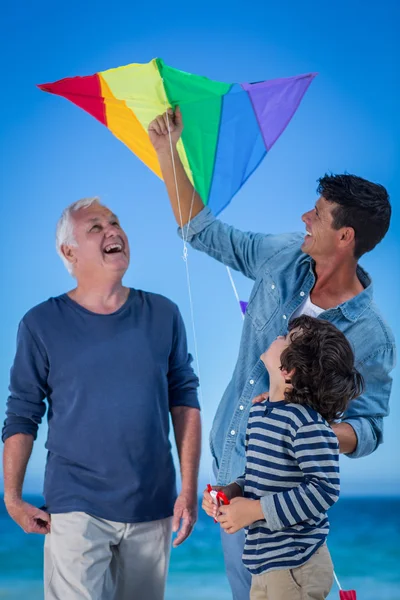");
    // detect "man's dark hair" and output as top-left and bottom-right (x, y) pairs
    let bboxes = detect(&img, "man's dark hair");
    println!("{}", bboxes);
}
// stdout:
(317, 174), (391, 258)
(280, 315), (364, 423)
